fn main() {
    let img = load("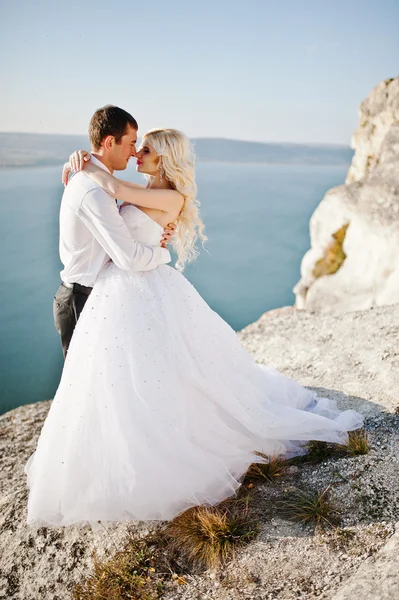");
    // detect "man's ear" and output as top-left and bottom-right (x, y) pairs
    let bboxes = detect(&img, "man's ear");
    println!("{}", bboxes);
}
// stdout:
(103, 135), (114, 150)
